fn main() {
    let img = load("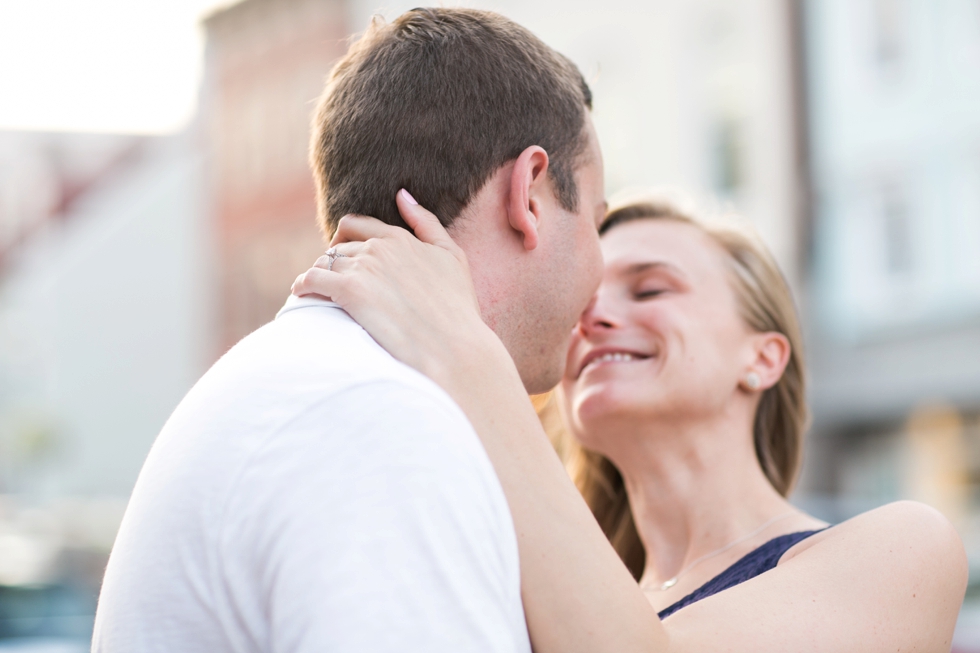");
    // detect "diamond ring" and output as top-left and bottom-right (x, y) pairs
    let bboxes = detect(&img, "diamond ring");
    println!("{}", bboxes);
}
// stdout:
(325, 247), (348, 271)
